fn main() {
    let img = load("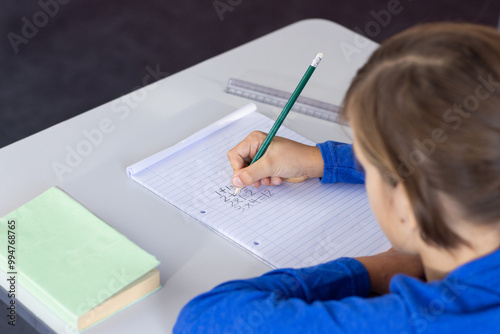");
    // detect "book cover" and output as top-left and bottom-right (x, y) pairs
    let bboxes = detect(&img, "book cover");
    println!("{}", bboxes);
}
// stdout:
(0, 187), (160, 332)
